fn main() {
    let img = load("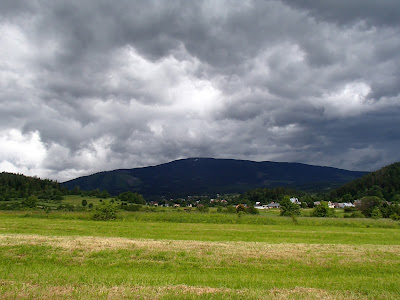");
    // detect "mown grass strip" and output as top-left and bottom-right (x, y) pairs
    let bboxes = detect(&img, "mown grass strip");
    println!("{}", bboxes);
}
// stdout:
(0, 234), (400, 299)
(0, 213), (400, 245)
(2, 210), (399, 228)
